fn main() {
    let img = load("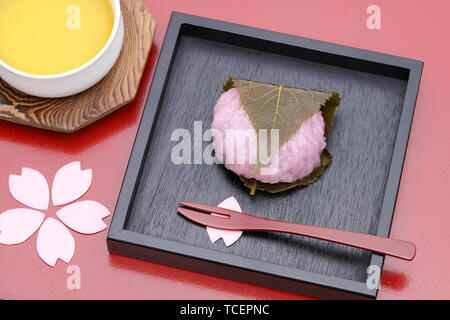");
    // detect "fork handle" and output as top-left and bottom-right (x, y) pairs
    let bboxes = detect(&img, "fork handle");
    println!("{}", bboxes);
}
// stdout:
(250, 219), (416, 260)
